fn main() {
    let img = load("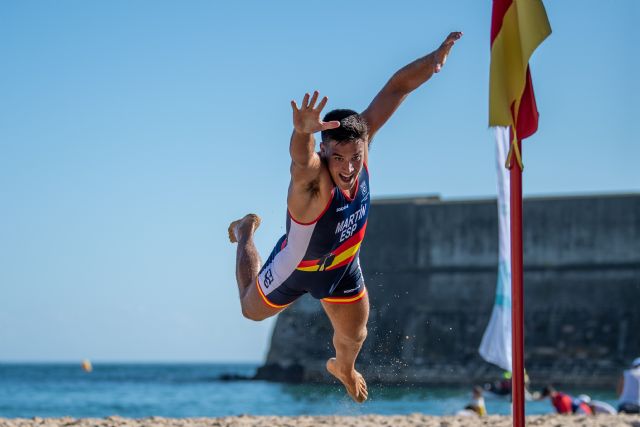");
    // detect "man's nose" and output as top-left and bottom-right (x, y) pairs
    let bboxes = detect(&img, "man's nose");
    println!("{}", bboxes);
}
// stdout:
(345, 162), (355, 173)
